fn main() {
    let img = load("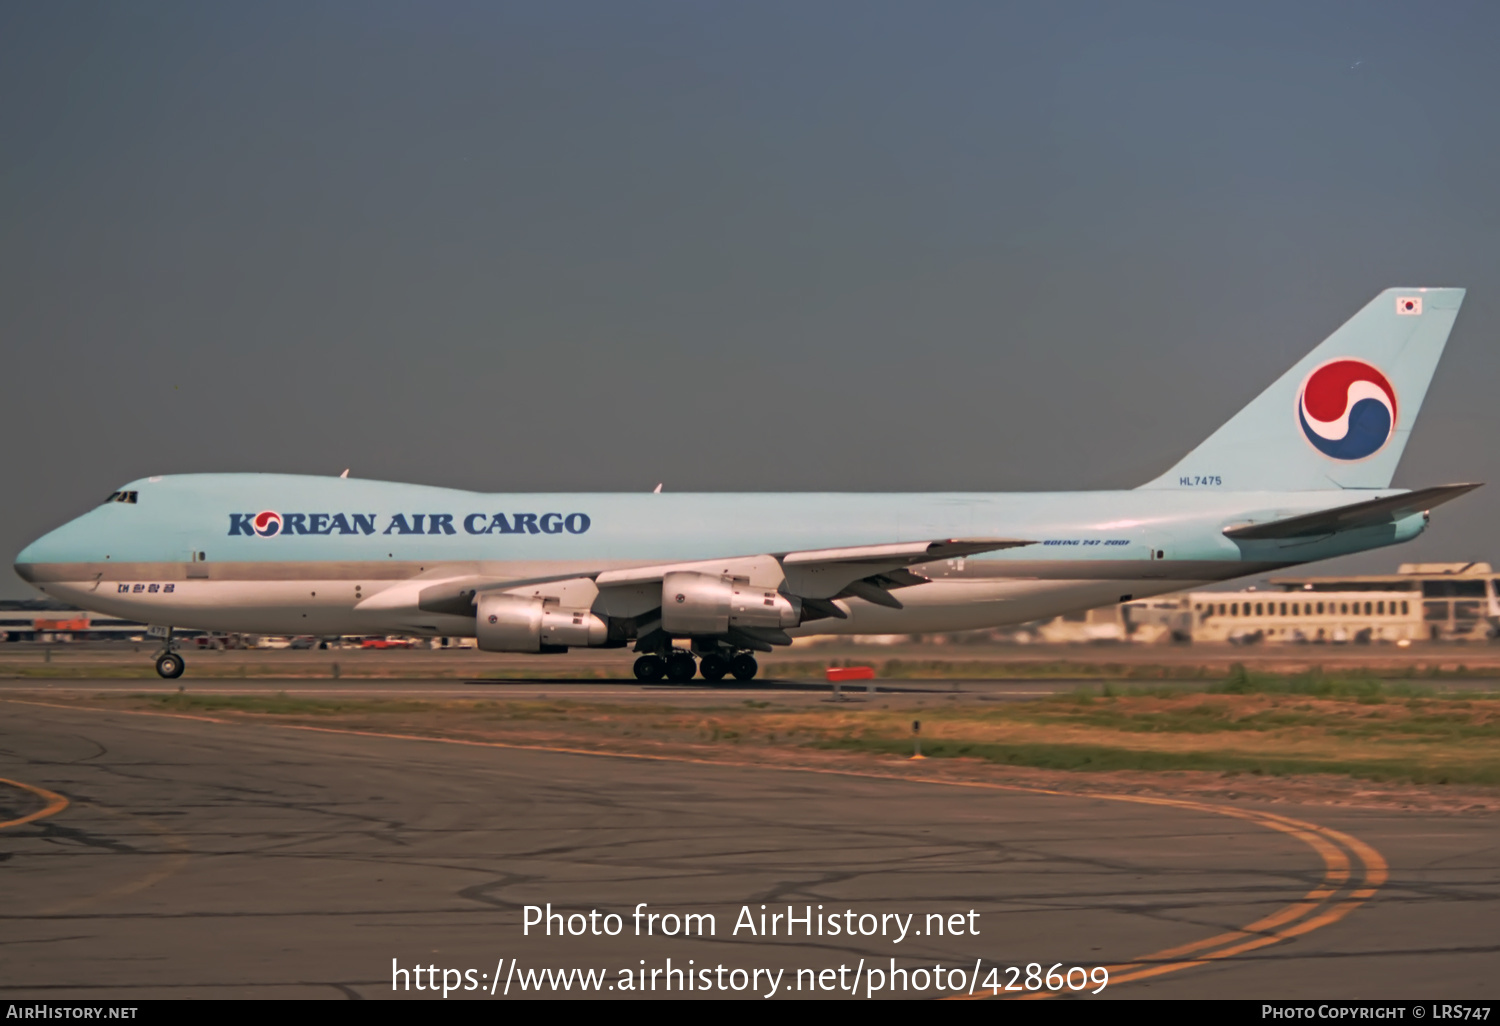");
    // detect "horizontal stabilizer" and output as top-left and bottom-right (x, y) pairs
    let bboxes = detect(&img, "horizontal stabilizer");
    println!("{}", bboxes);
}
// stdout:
(1223, 483), (1481, 540)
